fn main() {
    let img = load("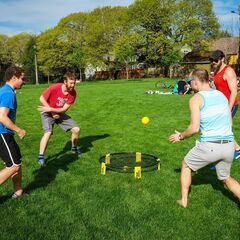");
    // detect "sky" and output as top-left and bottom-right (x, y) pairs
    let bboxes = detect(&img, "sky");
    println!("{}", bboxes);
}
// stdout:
(0, 0), (239, 37)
